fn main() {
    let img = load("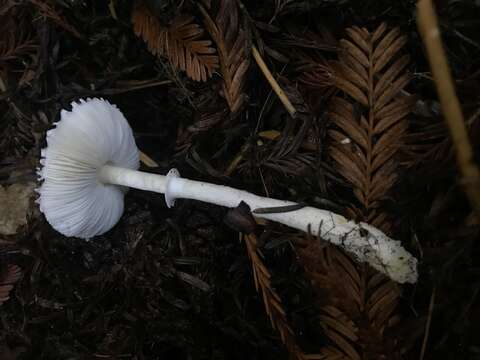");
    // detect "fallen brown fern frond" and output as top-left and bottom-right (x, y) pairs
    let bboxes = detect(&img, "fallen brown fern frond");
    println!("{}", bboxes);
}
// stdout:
(132, 0), (219, 82)
(0, 264), (22, 306)
(255, 111), (316, 178)
(243, 233), (321, 360)
(295, 238), (401, 359)
(294, 24), (411, 359)
(327, 23), (415, 232)
(0, 5), (36, 65)
(240, 80), (317, 181)
(402, 116), (451, 168)
(297, 55), (336, 90)
(199, 0), (250, 114)
(402, 104), (480, 169)
(29, 0), (82, 39)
